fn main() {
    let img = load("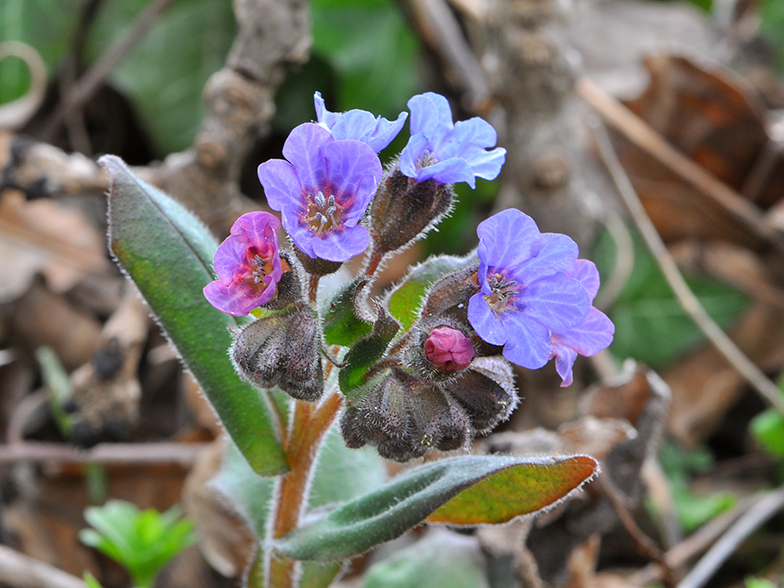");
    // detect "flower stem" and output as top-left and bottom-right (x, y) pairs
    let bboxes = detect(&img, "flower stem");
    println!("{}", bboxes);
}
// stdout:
(309, 275), (320, 304)
(268, 391), (344, 588)
(364, 247), (385, 277)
